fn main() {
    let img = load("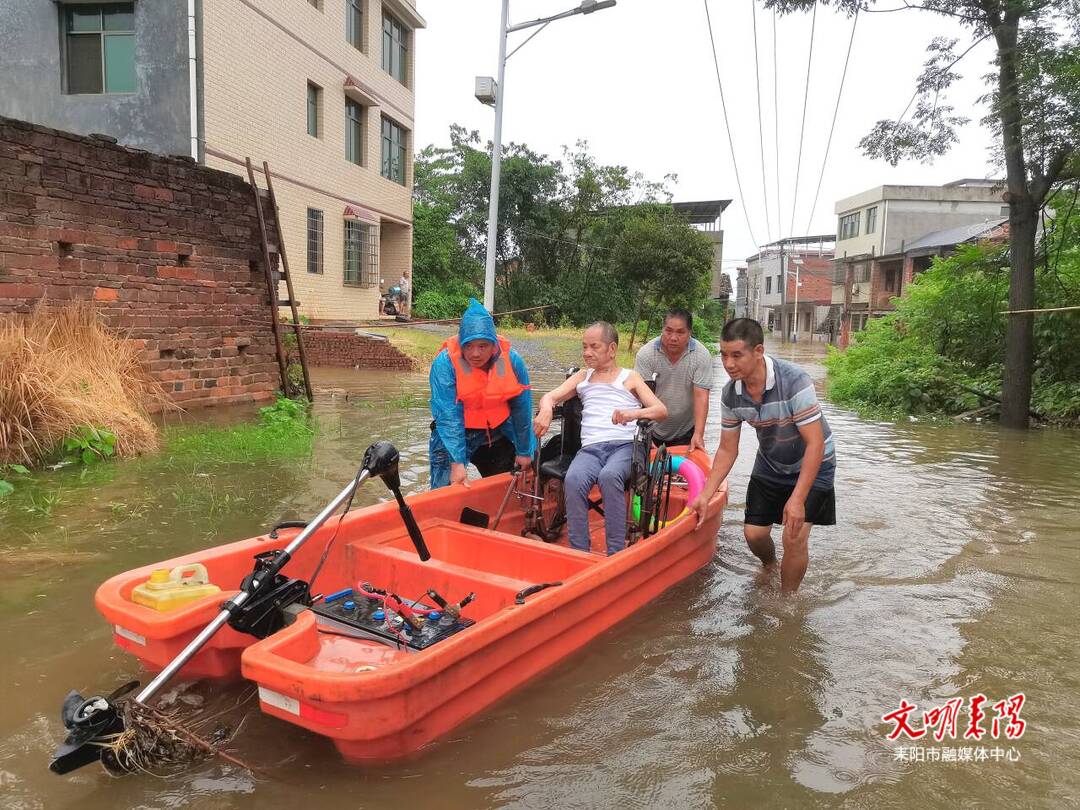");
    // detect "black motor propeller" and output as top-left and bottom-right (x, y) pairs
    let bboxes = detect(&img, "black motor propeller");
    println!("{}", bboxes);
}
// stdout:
(50, 681), (138, 774)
